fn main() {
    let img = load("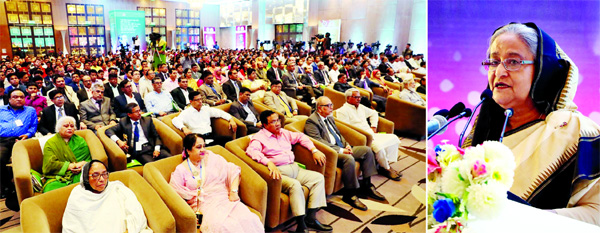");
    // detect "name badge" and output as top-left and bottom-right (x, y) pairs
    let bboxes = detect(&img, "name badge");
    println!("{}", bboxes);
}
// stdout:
(136, 142), (142, 151)
(15, 119), (23, 127)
